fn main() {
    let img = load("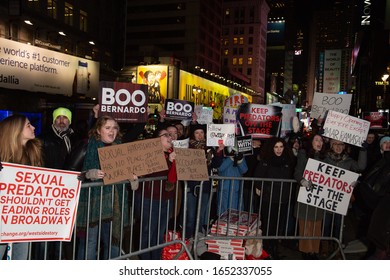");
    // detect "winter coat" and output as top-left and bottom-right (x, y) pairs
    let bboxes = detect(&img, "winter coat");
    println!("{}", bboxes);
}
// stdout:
(39, 125), (82, 170)
(138, 150), (177, 201)
(218, 156), (248, 191)
(76, 137), (129, 245)
(255, 154), (295, 203)
(324, 149), (366, 173)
